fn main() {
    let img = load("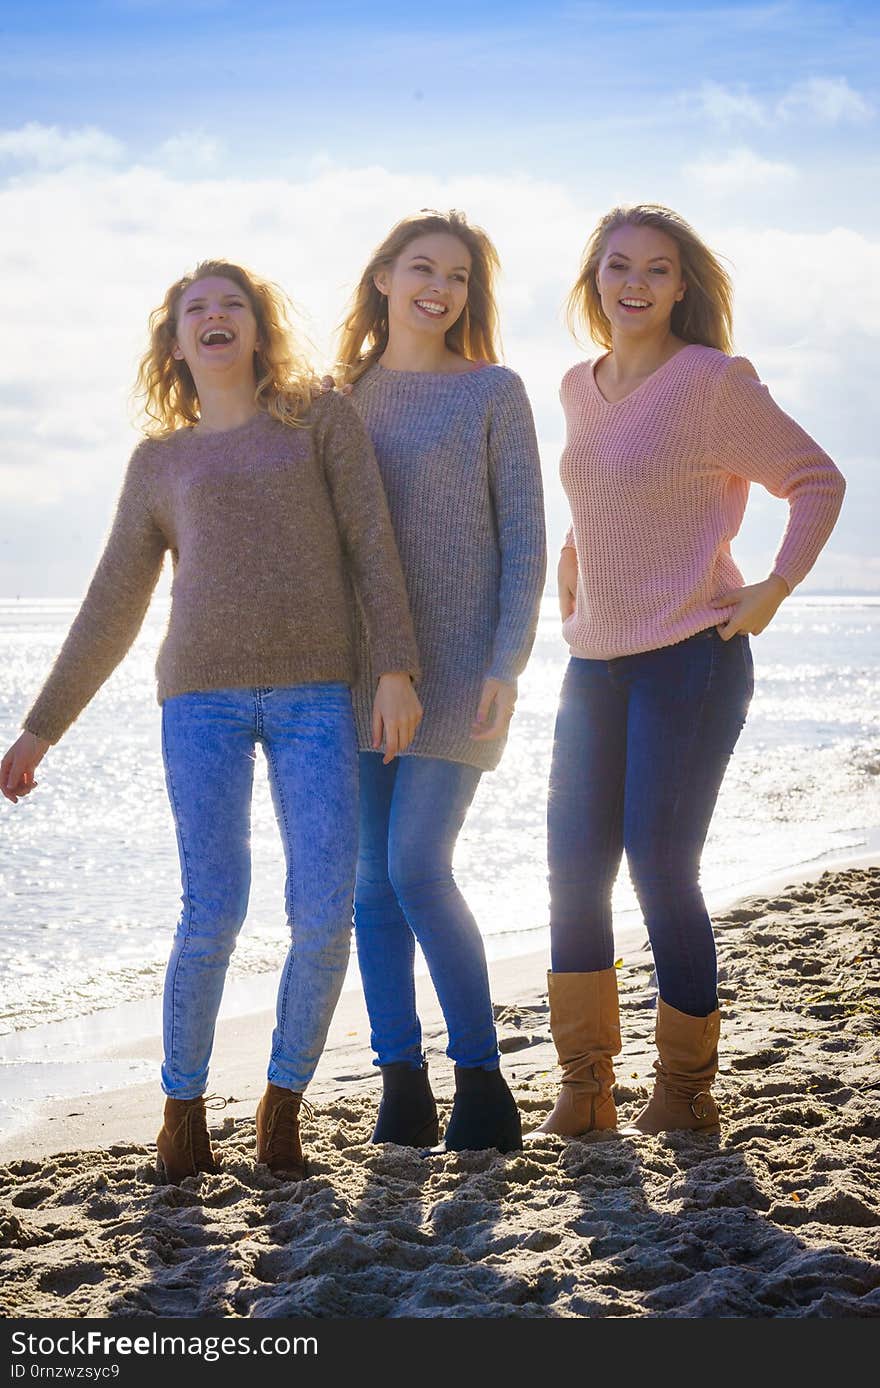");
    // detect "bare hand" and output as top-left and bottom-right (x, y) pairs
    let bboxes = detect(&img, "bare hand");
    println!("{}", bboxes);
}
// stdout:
(371, 672), (423, 764)
(558, 547), (578, 622)
(470, 677), (517, 742)
(2, 731), (51, 804)
(711, 575), (789, 639)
